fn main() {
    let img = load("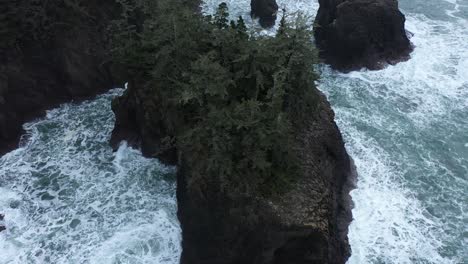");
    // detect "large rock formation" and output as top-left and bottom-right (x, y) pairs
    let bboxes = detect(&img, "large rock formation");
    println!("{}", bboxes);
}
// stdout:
(251, 0), (279, 28)
(109, 4), (355, 261)
(111, 79), (354, 264)
(178, 92), (354, 264)
(0, 0), (121, 156)
(314, 0), (412, 71)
